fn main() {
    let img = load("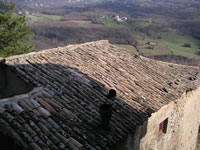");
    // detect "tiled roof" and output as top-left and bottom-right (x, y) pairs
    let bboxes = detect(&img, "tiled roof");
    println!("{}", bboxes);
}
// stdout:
(1, 40), (200, 150)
